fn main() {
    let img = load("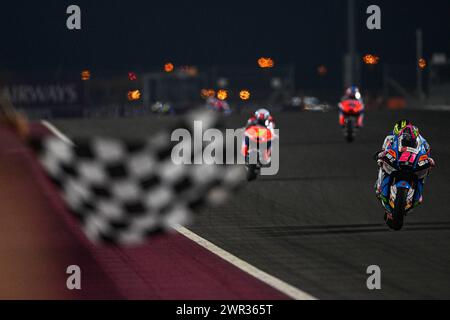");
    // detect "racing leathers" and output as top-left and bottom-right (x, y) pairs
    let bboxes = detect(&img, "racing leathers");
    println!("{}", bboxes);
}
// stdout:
(242, 115), (275, 164)
(338, 96), (365, 128)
